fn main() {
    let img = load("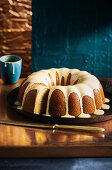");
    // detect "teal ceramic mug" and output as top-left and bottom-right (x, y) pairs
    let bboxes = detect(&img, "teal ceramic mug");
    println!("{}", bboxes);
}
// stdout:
(0, 55), (22, 84)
